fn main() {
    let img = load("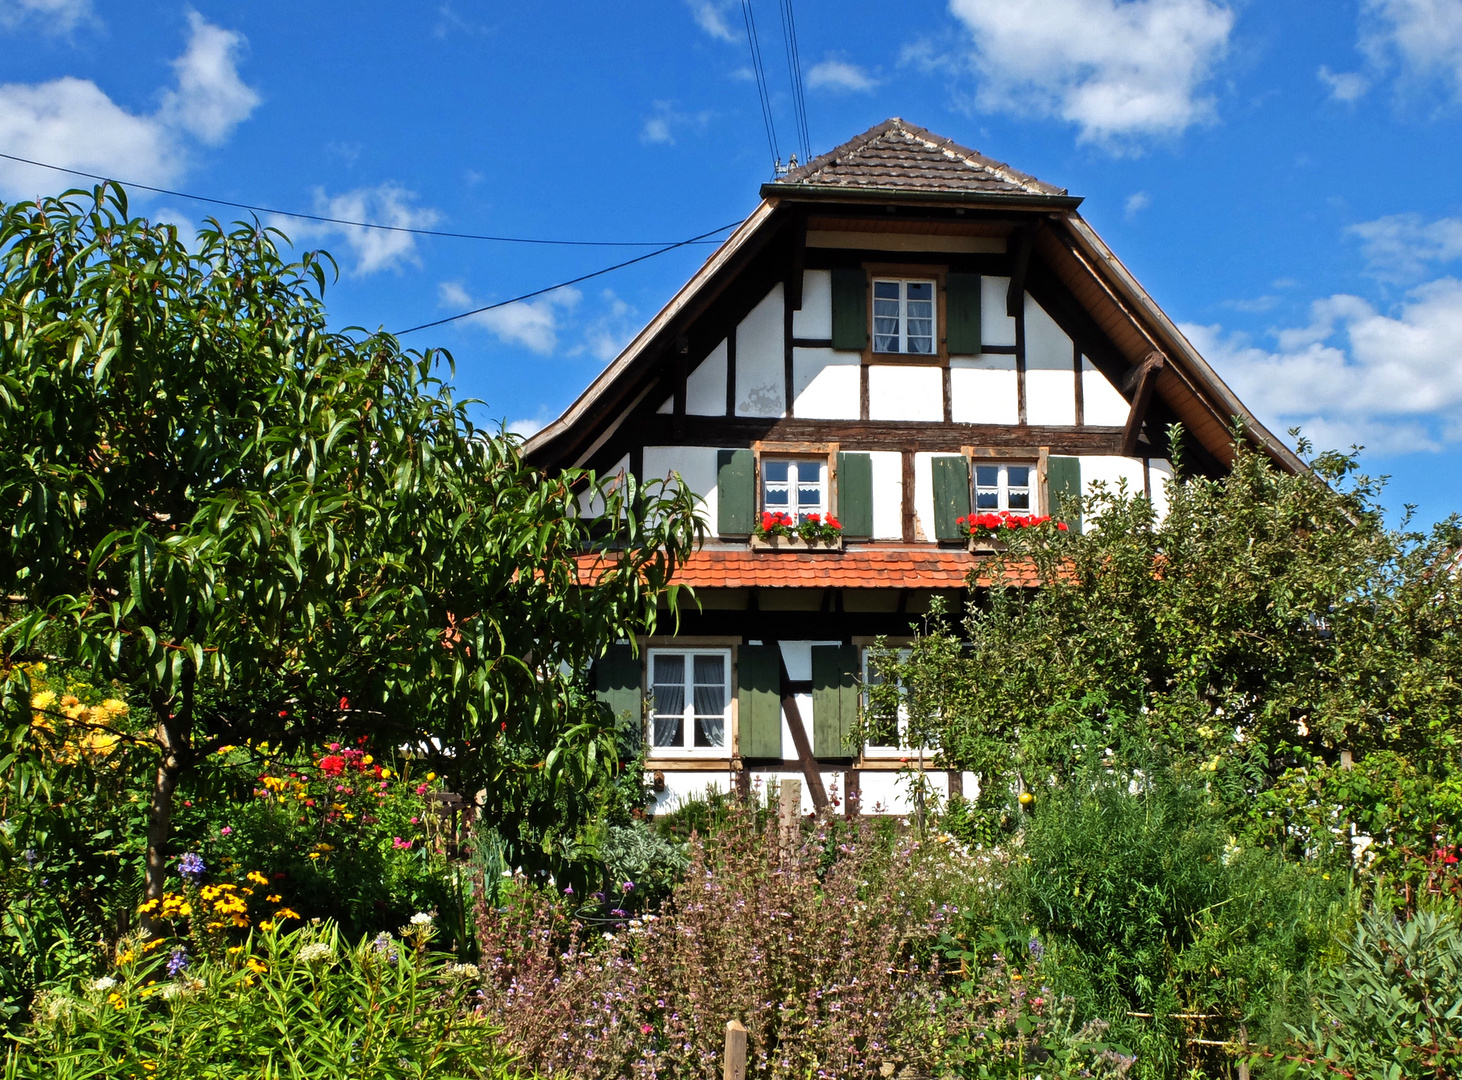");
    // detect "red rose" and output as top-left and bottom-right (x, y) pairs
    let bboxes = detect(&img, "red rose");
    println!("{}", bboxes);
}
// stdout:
(319, 755), (345, 776)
